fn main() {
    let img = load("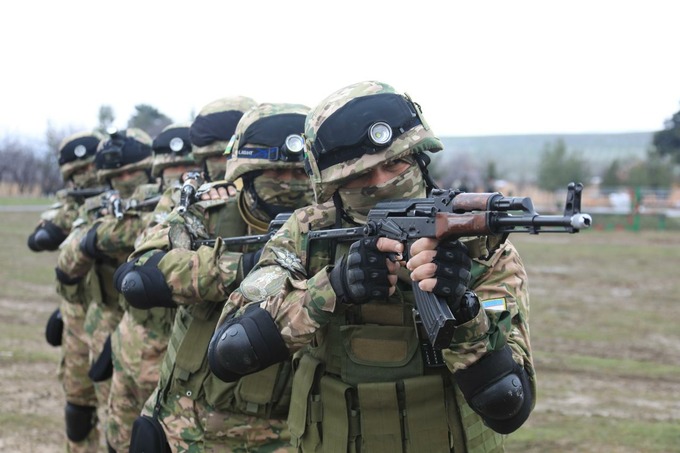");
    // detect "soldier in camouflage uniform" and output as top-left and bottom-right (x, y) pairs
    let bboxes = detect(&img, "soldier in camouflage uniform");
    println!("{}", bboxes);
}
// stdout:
(105, 123), (202, 452)
(56, 128), (161, 452)
(30, 131), (106, 452)
(209, 81), (535, 453)
(115, 102), (314, 452)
